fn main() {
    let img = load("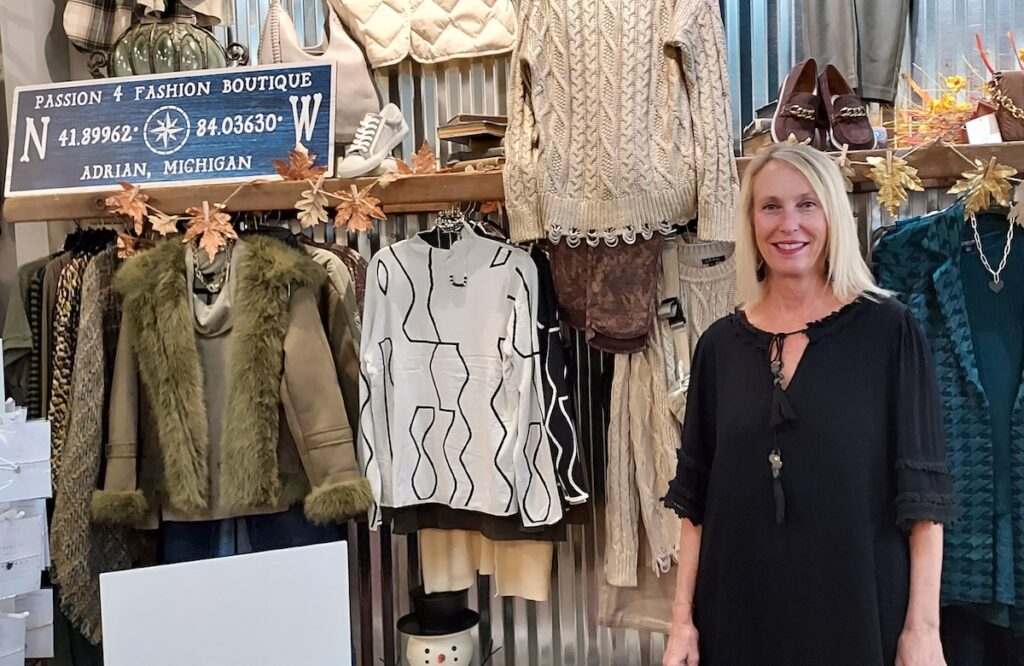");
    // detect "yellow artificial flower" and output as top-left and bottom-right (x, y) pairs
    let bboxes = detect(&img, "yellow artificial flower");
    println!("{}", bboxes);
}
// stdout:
(1019, 48), (1024, 64)
(956, 101), (973, 112)
(941, 93), (958, 110)
(946, 75), (967, 92)
(928, 99), (943, 114)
